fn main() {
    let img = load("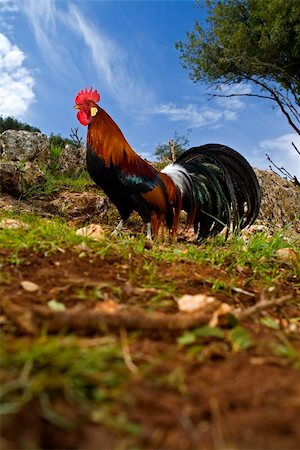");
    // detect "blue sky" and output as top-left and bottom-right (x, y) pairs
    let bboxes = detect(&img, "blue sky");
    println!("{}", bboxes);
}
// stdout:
(1, 0), (299, 177)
